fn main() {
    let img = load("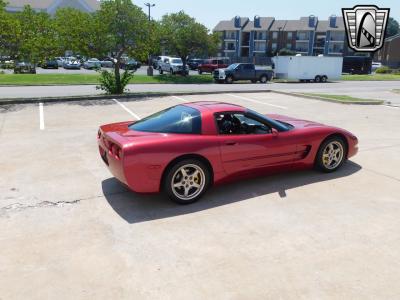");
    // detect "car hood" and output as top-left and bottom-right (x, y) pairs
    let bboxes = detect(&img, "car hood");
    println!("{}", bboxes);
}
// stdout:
(266, 114), (325, 129)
